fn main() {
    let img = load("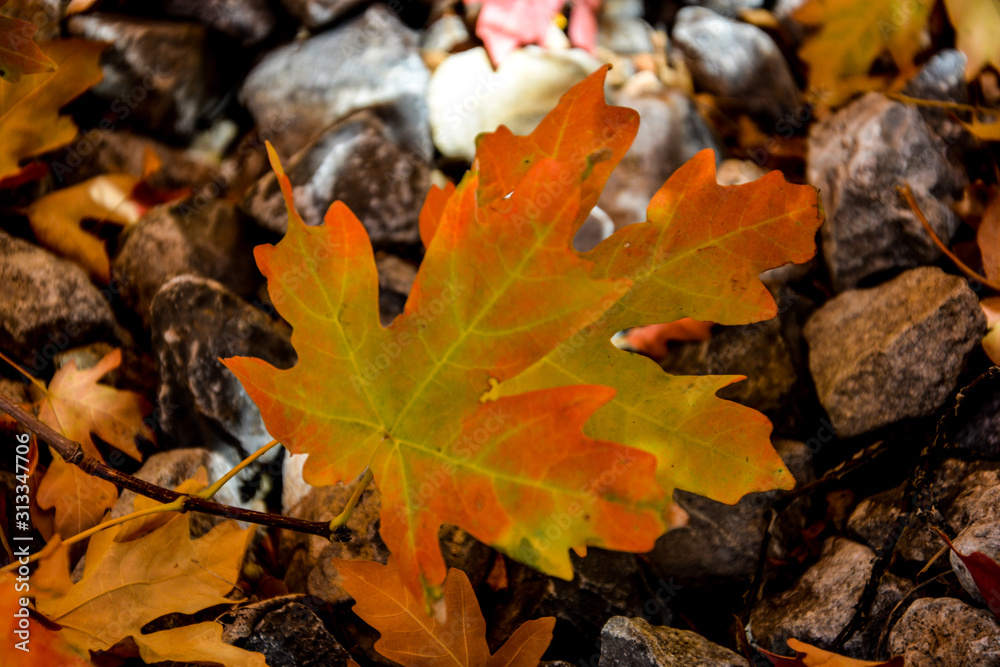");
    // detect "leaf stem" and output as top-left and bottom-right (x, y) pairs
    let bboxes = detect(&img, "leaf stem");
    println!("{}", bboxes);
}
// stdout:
(898, 183), (1000, 291)
(0, 392), (353, 543)
(197, 438), (281, 501)
(330, 467), (373, 531)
